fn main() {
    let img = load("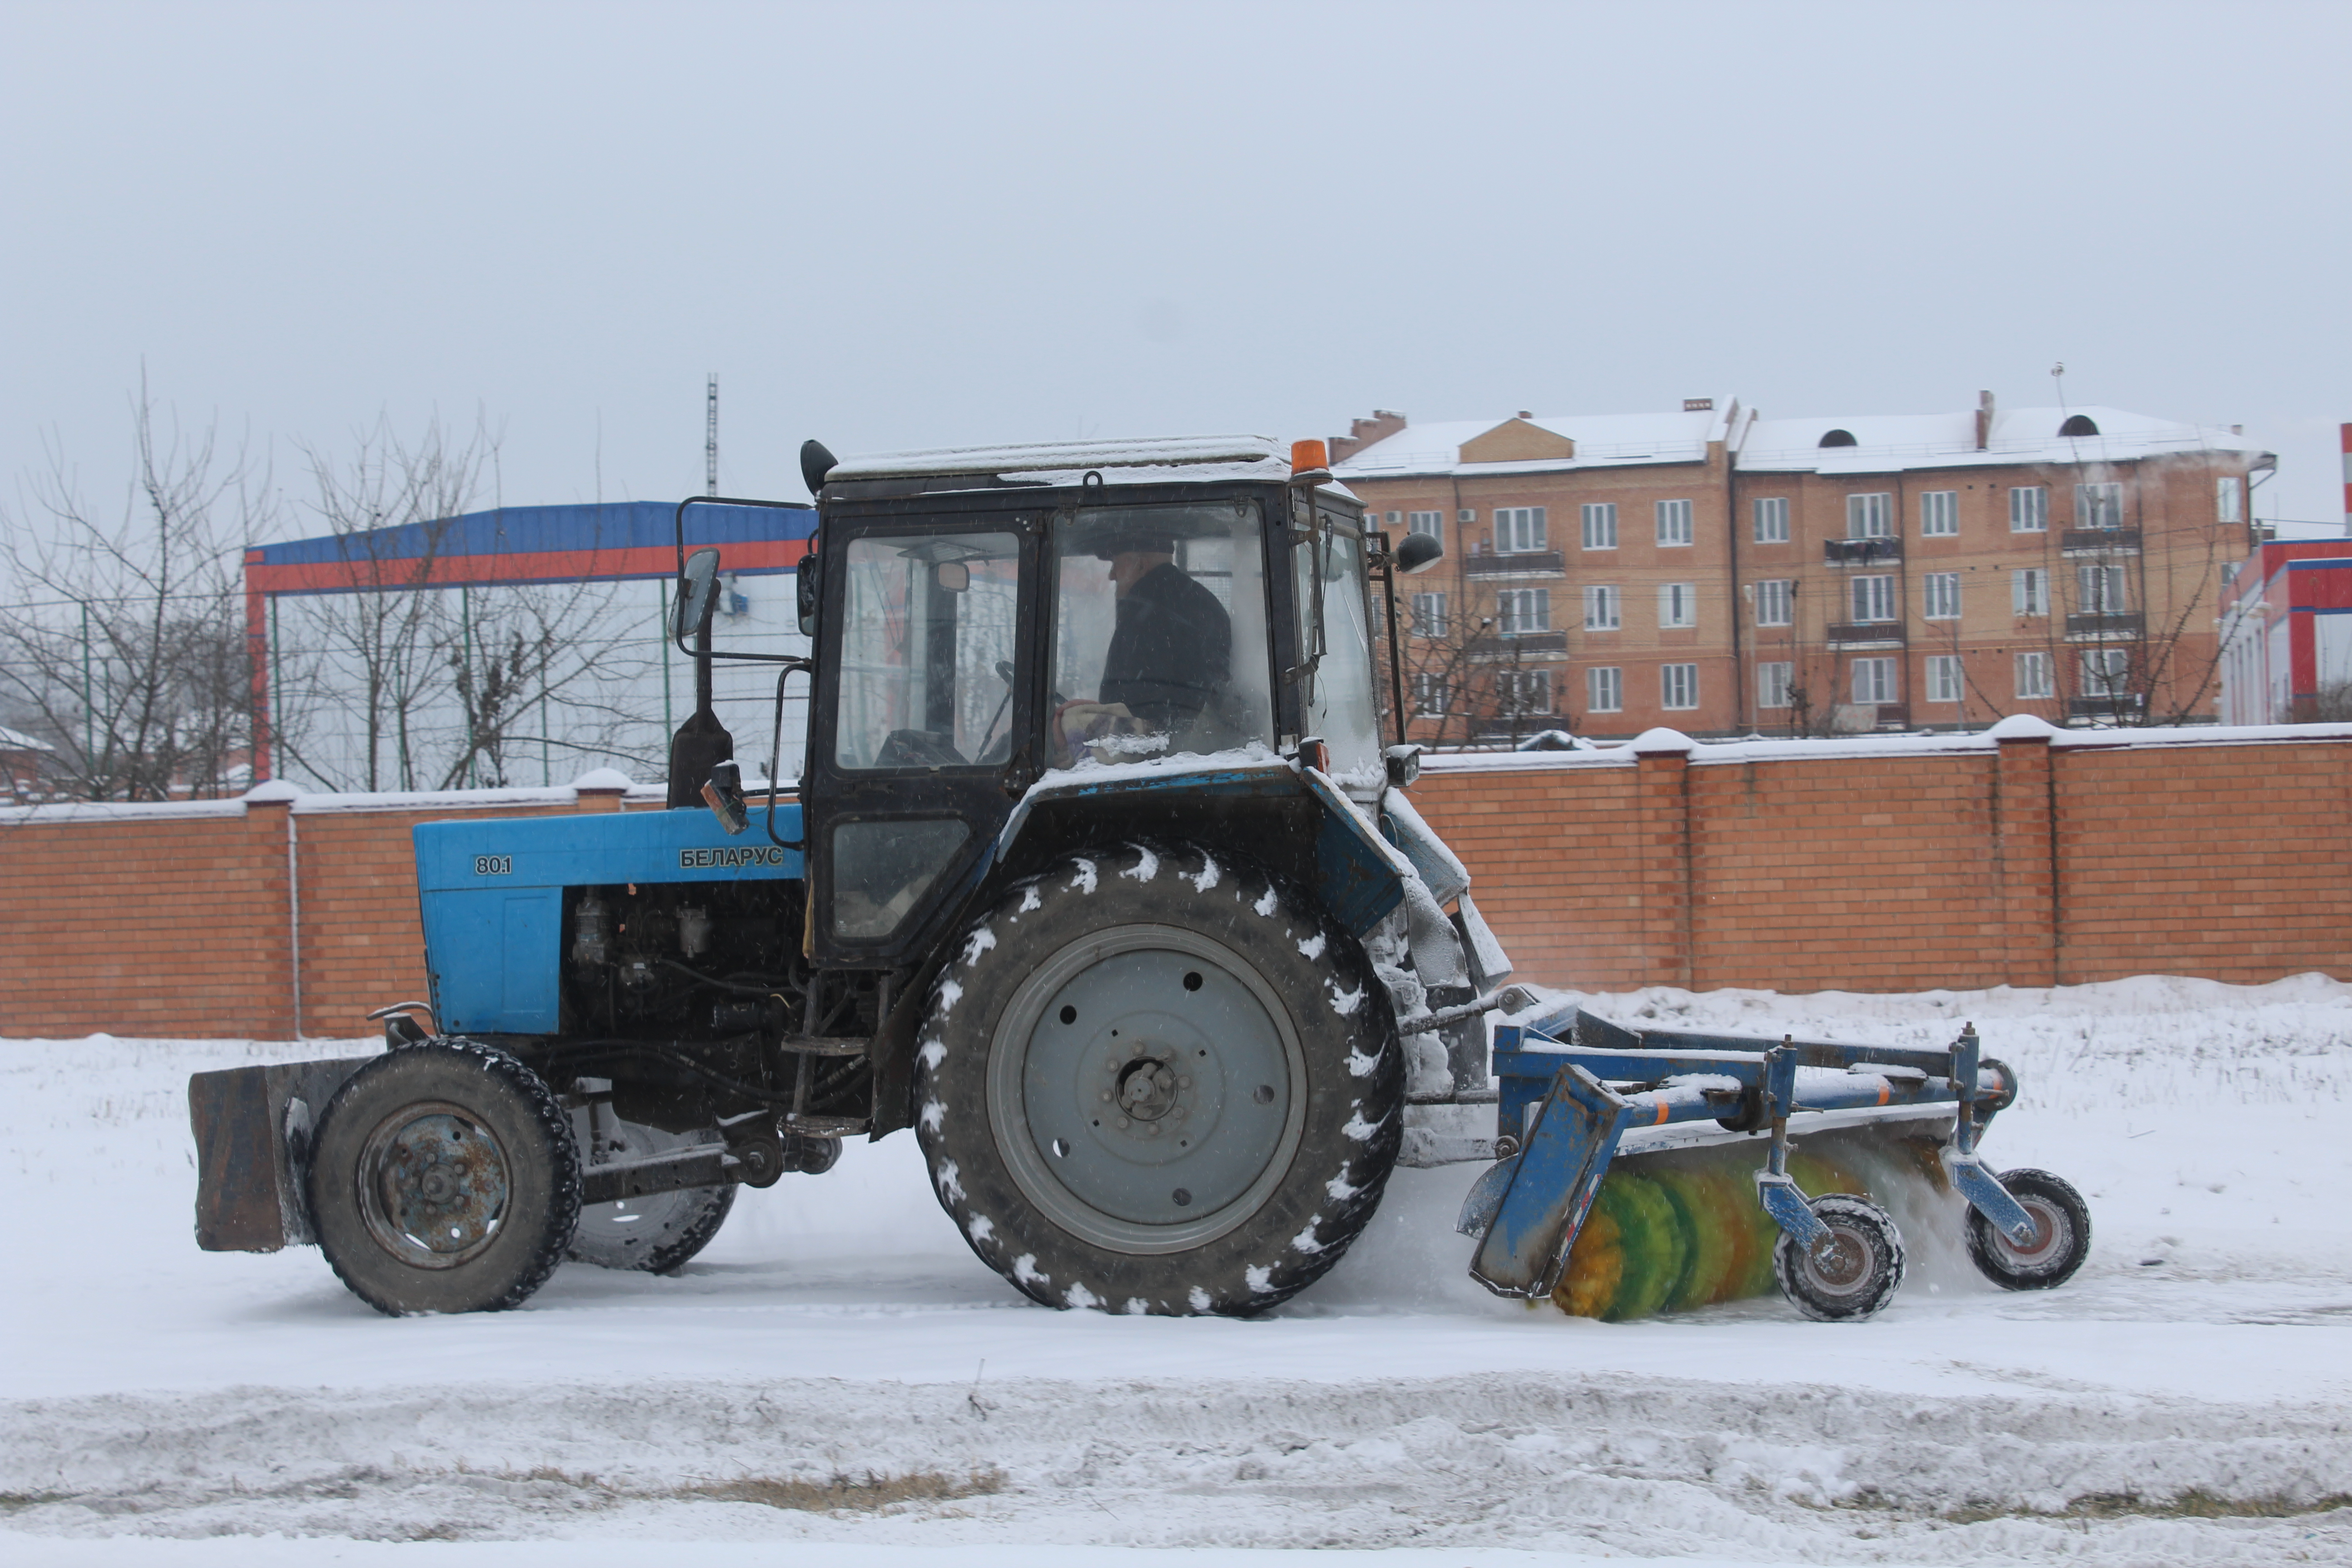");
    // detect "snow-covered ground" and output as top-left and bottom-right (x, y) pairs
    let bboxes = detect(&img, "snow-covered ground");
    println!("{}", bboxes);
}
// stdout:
(4, 975), (2349, 1565)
